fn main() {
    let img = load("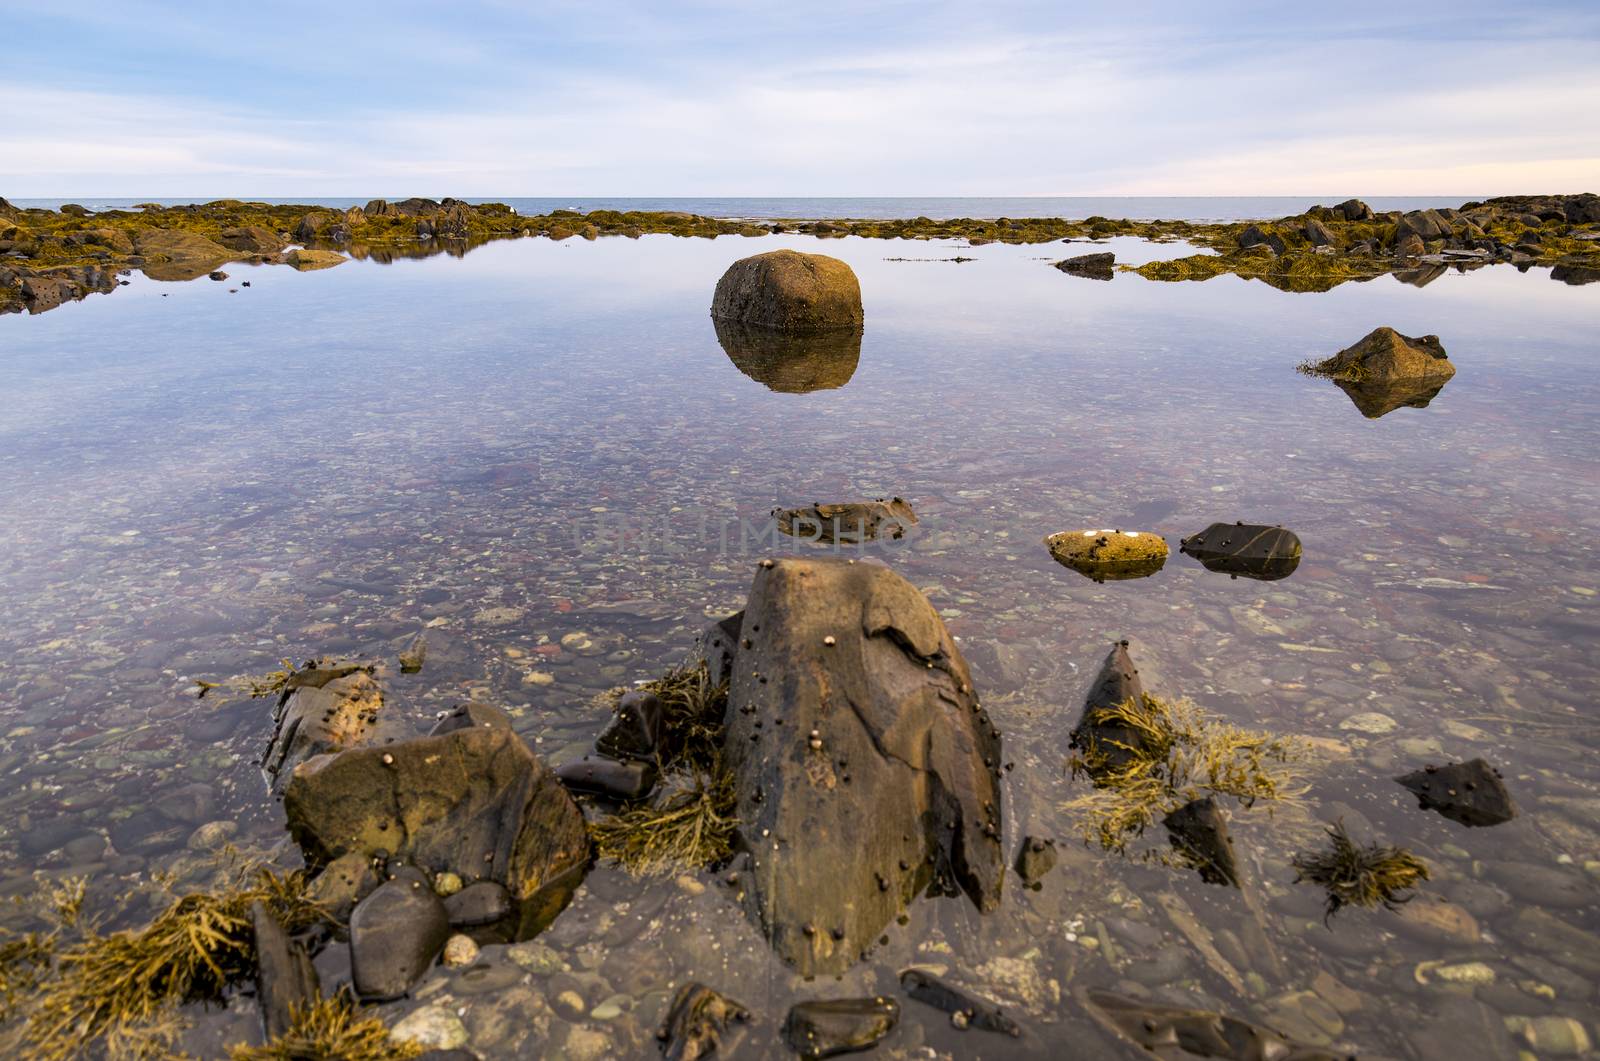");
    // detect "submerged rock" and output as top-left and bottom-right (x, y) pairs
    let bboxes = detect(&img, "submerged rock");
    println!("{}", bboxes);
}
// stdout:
(349, 865), (451, 1000)
(783, 997), (900, 1058)
(1163, 797), (1239, 886)
(772, 498), (918, 543)
(1394, 759), (1515, 827)
(711, 249), (863, 331)
(556, 754), (658, 801)
(444, 881), (512, 927)
(1053, 251), (1115, 279)
(1083, 989), (1344, 1060)
(399, 633), (428, 674)
(282, 701), (590, 901)
(1179, 522), (1302, 581)
(899, 968), (1021, 1037)
(1308, 327), (1456, 387)
(250, 901), (319, 1039)
(1045, 529), (1168, 582)
(657, 981), (750, 1061)
(1014, 836), (1057, 889)
(712, 317), (861, 392)
(718, 557), (1004, 976)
